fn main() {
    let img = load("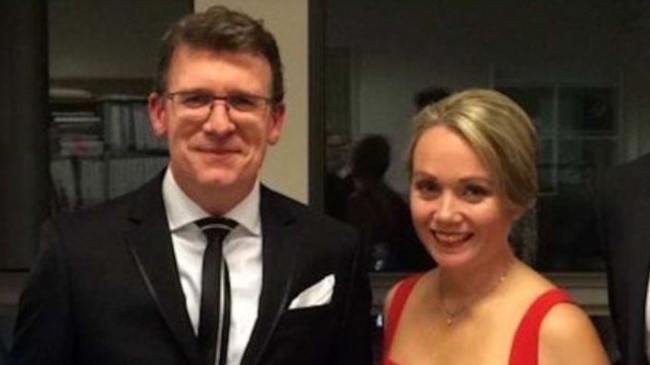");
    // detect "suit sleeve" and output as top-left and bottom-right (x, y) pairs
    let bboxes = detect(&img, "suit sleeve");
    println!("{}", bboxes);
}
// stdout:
(595, 177), (628, 365)
(11, 220), (74, 365)
(333, 233), (373, 365)
(0, 340), (9, 365)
